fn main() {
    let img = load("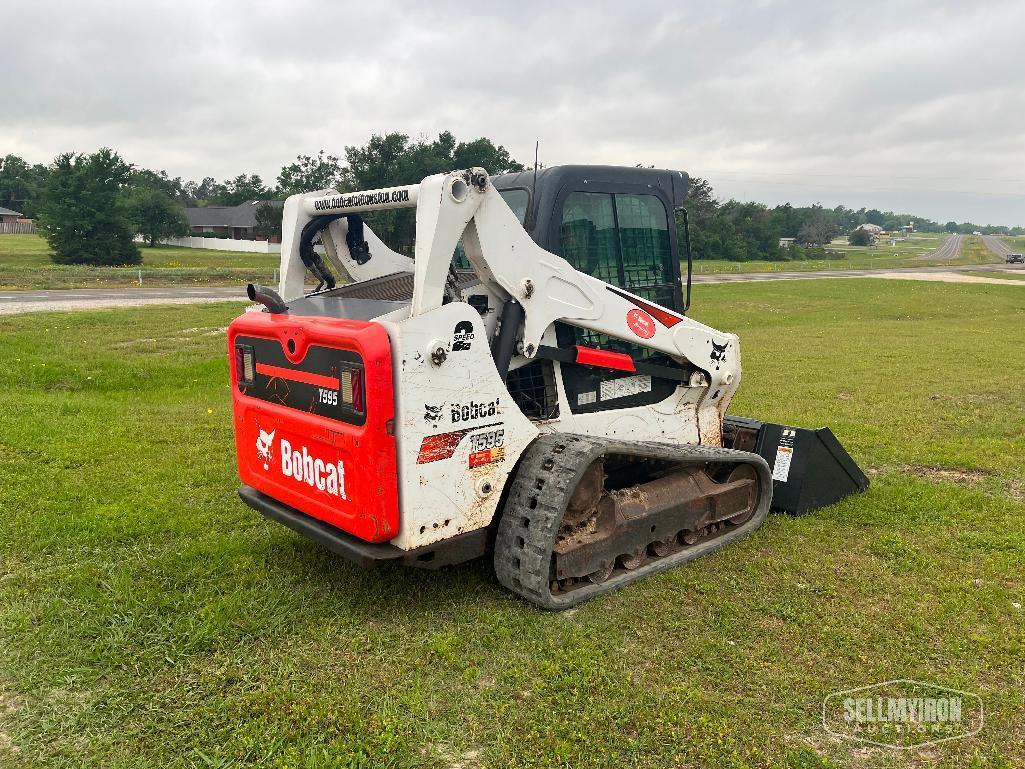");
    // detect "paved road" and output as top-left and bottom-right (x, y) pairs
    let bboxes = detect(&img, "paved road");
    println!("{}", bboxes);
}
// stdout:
(4, 261), (1024, 315)
(914, 233), (962, 260)
(0, 286), (245, 315)
(982, 234), (1012, 257)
